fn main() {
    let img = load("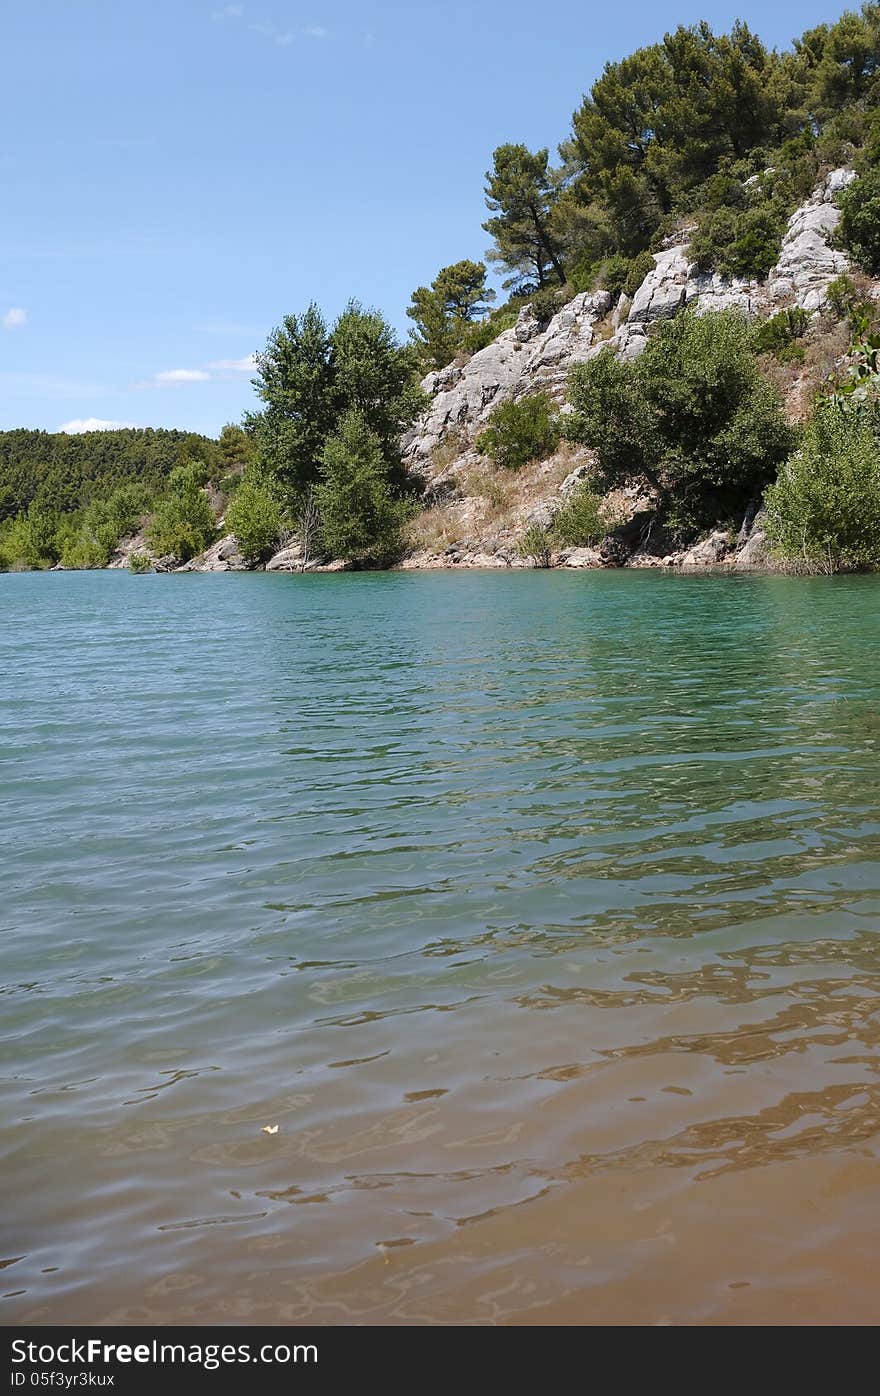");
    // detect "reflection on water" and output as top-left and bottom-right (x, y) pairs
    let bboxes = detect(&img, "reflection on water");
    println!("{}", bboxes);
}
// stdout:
(1, 569), (879, 1324)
